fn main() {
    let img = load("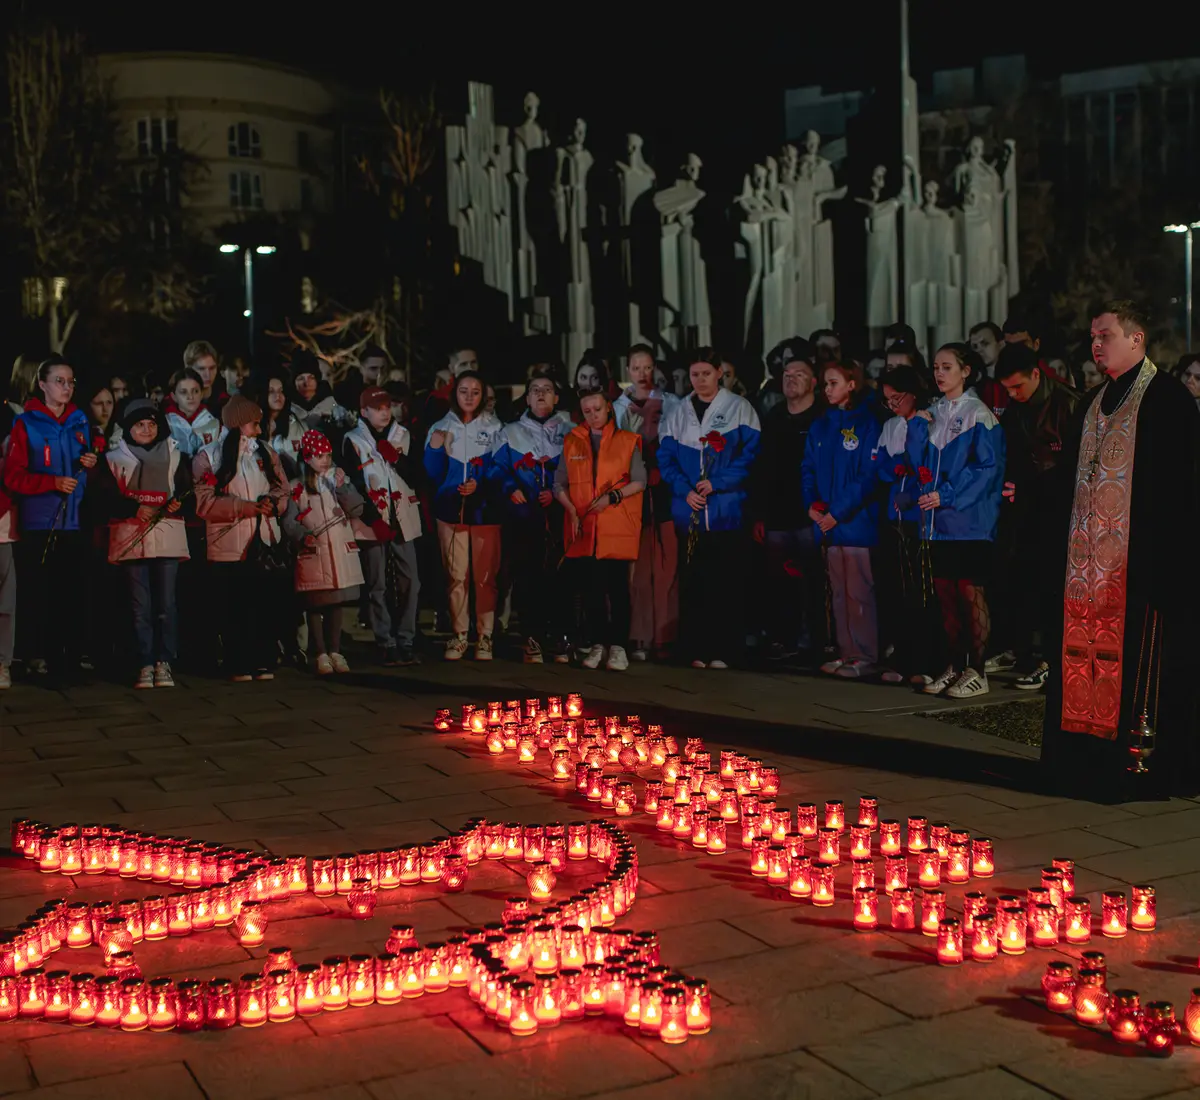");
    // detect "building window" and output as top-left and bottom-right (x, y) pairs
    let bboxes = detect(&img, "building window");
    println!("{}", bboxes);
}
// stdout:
(228, 121), (262, 159)
(229, 171), (264, 210)
(300, 178), (313, 212)
(136, 117), (177, 156)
